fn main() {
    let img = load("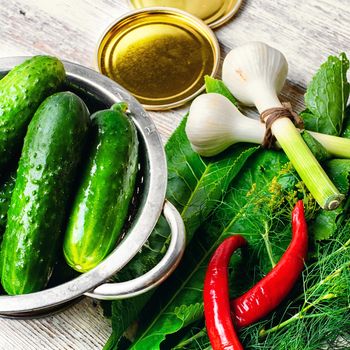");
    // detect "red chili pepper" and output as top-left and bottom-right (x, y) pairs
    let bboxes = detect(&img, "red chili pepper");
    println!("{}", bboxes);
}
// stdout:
(231, 200), (308, 327)
(203, 235), (247, 350)
(203, 200), (308, 350)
